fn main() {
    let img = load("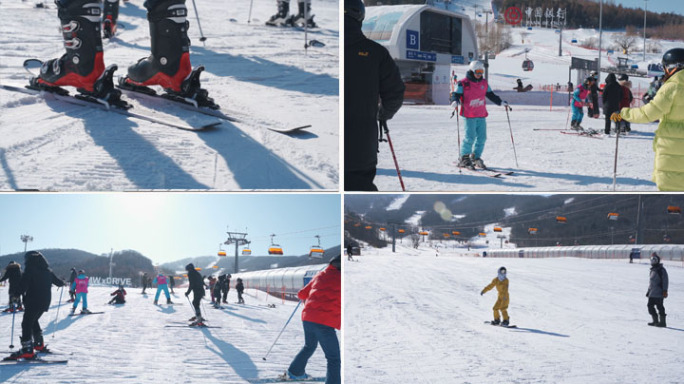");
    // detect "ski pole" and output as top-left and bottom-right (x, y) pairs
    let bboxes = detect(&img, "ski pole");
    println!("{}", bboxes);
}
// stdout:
(262, 301), (302, 361)
(303, 0), (309, 52)
(612, 124), (621, 191)
(247, 0), (254, 24)
(189, 0), (207, 43)
(455, 104), (461, 158)
(51, 286), (65, 340)
(9, 301), (16, 349)
(380, 120), (406, 191)
(504, 104), (519, 168)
